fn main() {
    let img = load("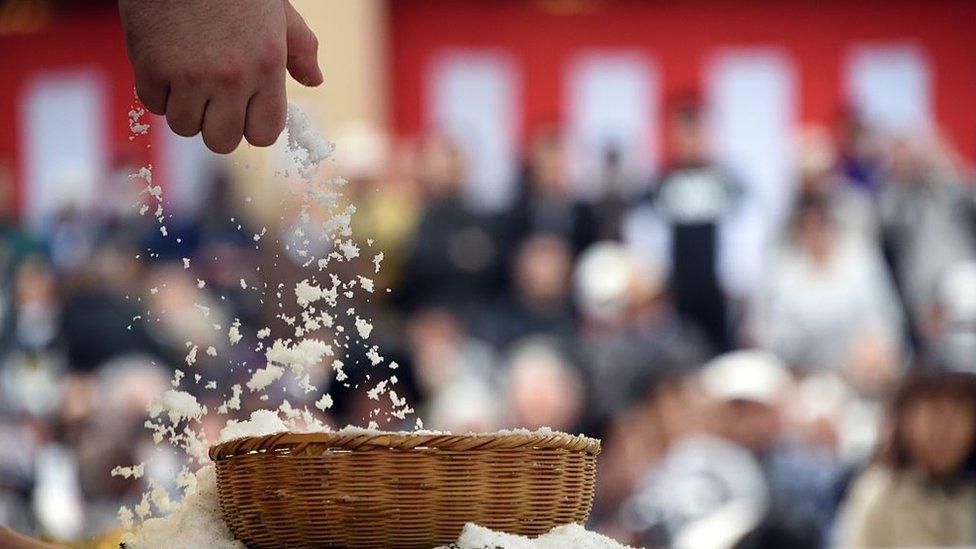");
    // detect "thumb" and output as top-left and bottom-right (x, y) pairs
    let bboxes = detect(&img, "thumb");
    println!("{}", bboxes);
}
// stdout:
(284, 1), (323, 87)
